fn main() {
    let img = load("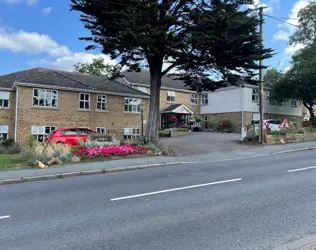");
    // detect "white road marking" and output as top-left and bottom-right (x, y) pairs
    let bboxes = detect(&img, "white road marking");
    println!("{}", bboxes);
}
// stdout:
(0, 215), (10, 220)
(111, 178), (242, 201)
(287, 166), (316, 173)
